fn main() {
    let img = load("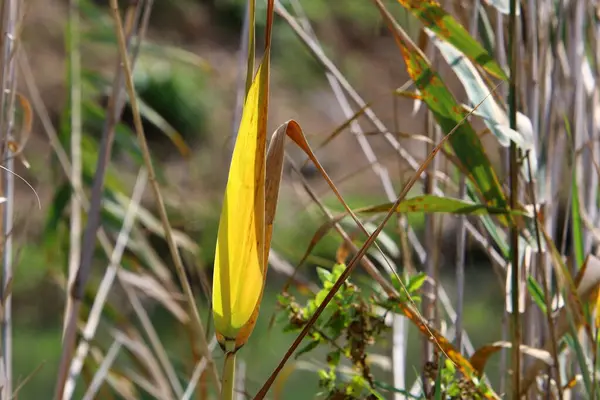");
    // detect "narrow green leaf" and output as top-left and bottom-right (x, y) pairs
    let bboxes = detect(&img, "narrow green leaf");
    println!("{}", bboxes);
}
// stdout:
(44, 182), (72, 235)
(570, 159), (585, 270)
(373, 381), (421, 399)
(526, 276), (547, 314)
(433, 357), (443, 400)
(564, 117), (584, 269)
(395, 0), (507, 80)
(427, 30), (533, 153)
(296, 339), (320, 358)
(354, 195), (517, 216)
(374, 4), (508, 211)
